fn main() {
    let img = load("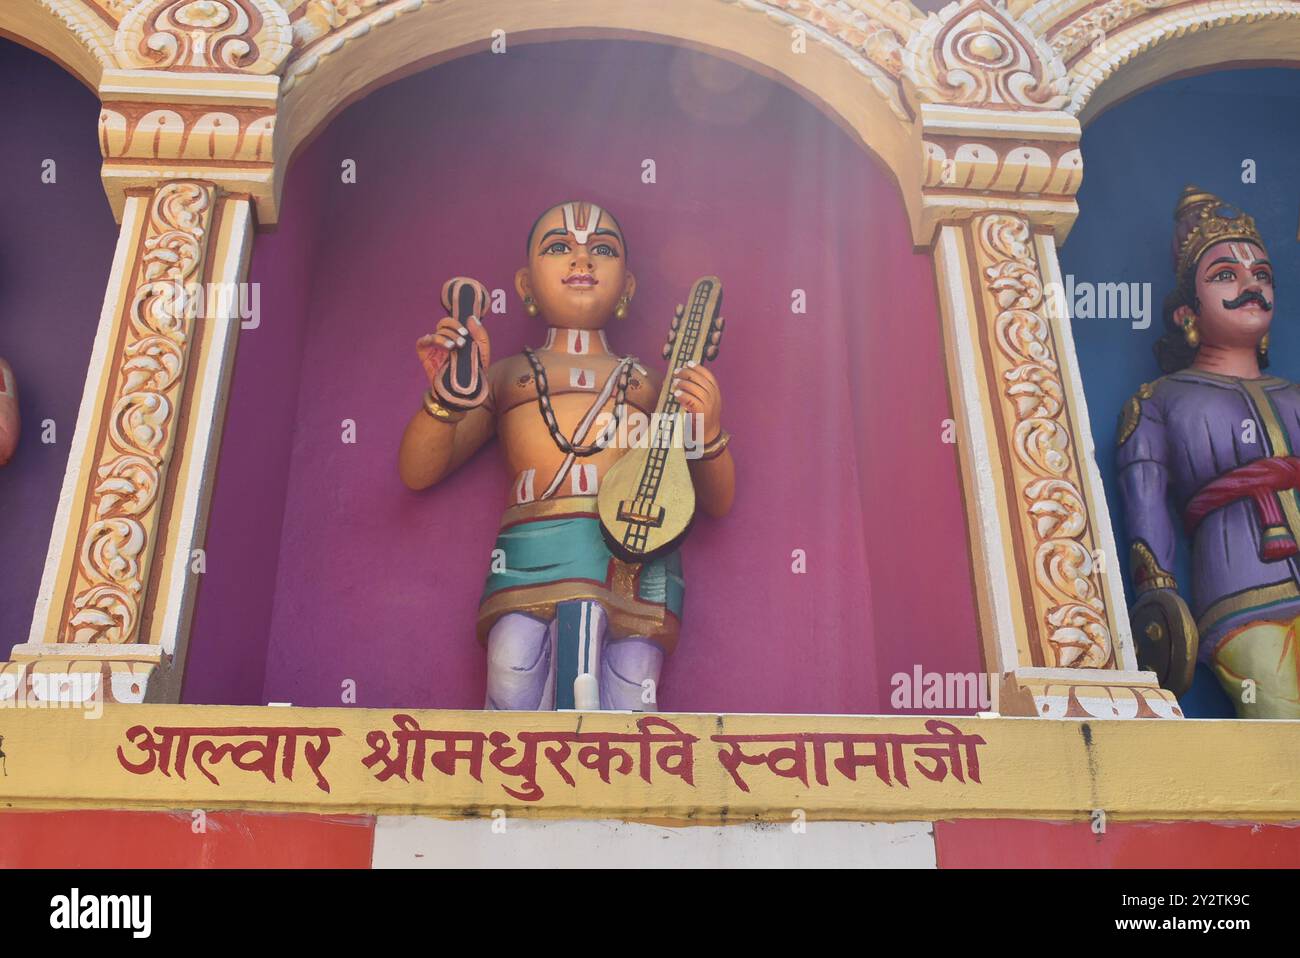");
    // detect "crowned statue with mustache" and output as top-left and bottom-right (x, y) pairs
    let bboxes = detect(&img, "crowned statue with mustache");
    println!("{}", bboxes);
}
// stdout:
(398, 201), (735, 711)
(1118, 186), (1298, 717)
